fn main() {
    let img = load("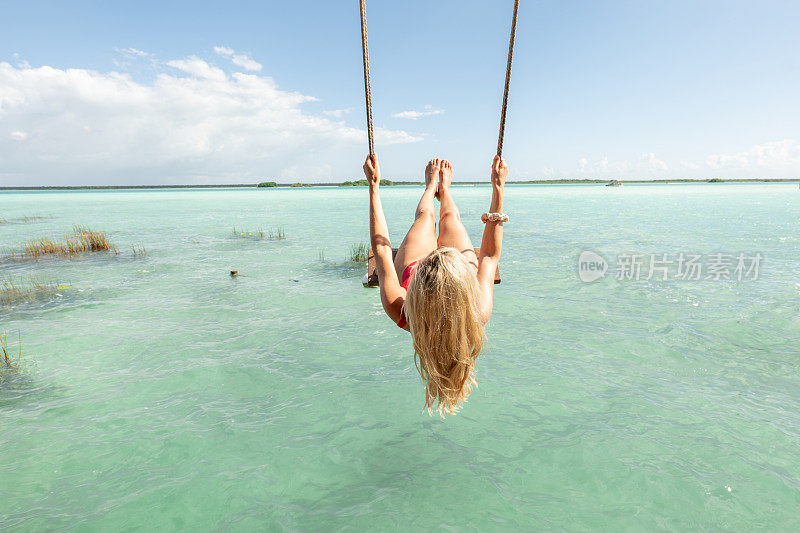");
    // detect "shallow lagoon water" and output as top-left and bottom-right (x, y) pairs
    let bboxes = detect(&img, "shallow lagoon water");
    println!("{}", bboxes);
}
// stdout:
(1, 183), (799, 530)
